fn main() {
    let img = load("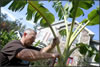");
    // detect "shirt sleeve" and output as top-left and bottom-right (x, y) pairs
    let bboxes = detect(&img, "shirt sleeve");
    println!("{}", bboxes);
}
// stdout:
(1, 40), (25, 61)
